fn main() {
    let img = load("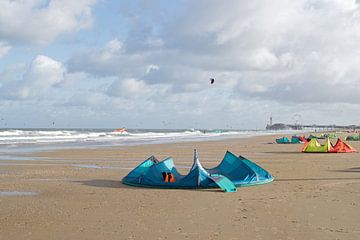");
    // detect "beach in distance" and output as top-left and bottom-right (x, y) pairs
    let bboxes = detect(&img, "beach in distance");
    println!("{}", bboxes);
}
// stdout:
(1, 131), (360, 240)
